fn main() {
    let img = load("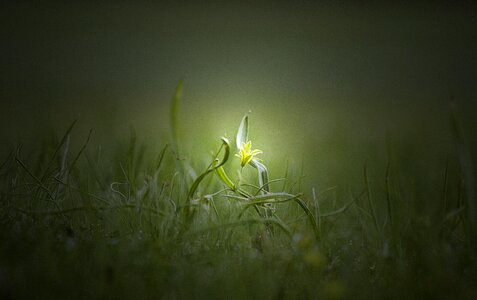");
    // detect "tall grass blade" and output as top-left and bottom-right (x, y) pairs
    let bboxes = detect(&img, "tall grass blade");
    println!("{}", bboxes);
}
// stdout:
(68, 129), (93, 175)
(154, 144), (169, 173)
(40, 119), (77, 181)
(312, 188), (322, 238)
